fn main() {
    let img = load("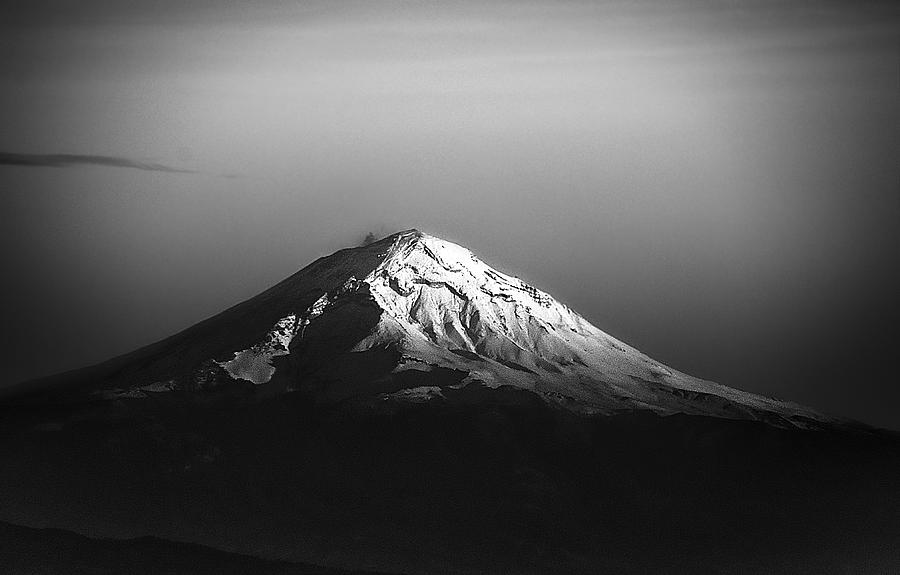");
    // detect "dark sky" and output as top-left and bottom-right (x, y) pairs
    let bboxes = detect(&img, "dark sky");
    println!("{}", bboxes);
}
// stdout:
(2, 1), (898, 429)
